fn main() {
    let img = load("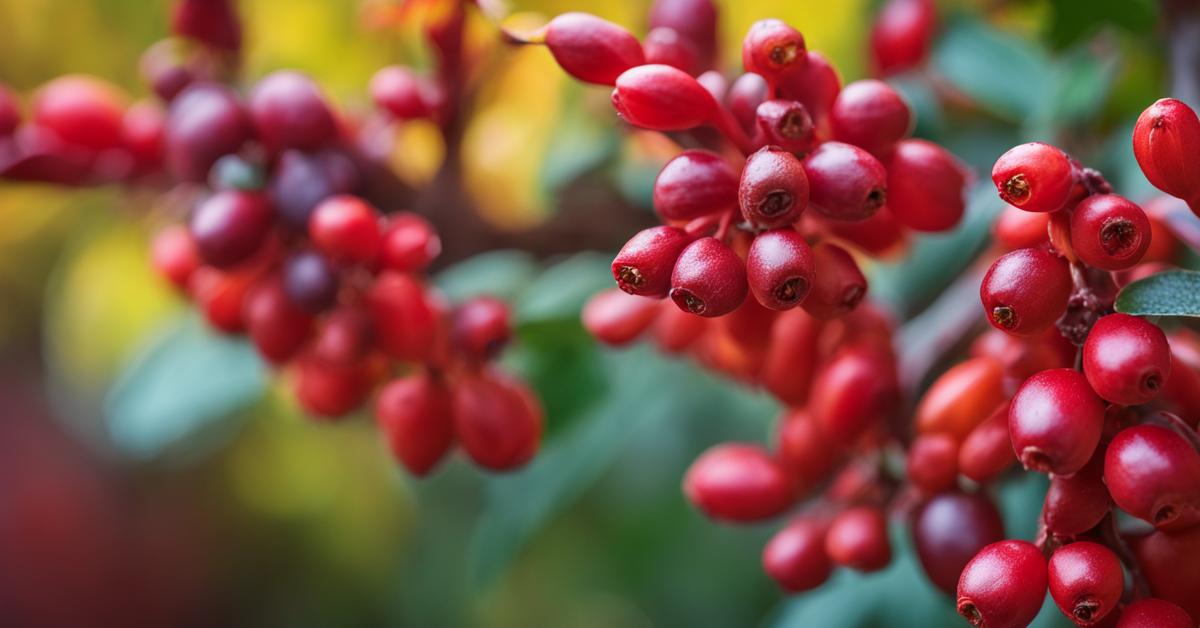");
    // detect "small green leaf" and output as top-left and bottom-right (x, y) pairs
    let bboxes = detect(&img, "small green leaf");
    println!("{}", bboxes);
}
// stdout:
(934, 19), (1050, 121)
(434, 250), (538, 303)
(513, 252), (612, 325)
(1116, 270), (1200, 317)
